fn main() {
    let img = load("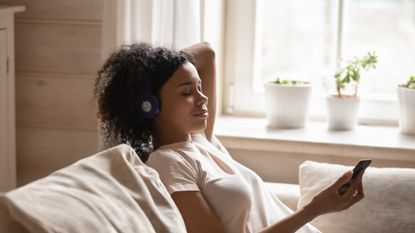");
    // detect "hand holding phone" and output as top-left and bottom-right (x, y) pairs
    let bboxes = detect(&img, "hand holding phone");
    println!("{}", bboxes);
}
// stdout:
(338, 159), (371, 195)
